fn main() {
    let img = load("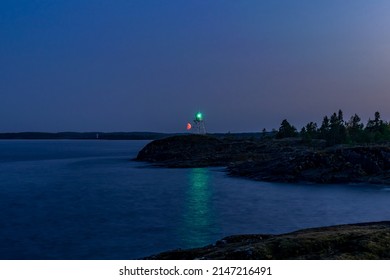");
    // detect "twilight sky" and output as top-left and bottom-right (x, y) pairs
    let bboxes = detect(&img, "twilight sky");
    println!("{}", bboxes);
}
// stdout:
(1, 0), (390, 133)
